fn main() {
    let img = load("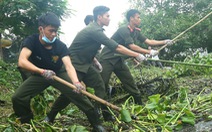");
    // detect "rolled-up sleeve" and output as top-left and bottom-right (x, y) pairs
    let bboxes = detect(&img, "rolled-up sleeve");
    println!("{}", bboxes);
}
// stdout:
(138, 33), (147, 43)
